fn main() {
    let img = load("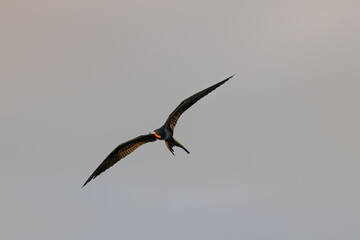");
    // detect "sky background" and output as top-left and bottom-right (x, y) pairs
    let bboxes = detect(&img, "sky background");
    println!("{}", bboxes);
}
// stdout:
(1, 0), (359, 239)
